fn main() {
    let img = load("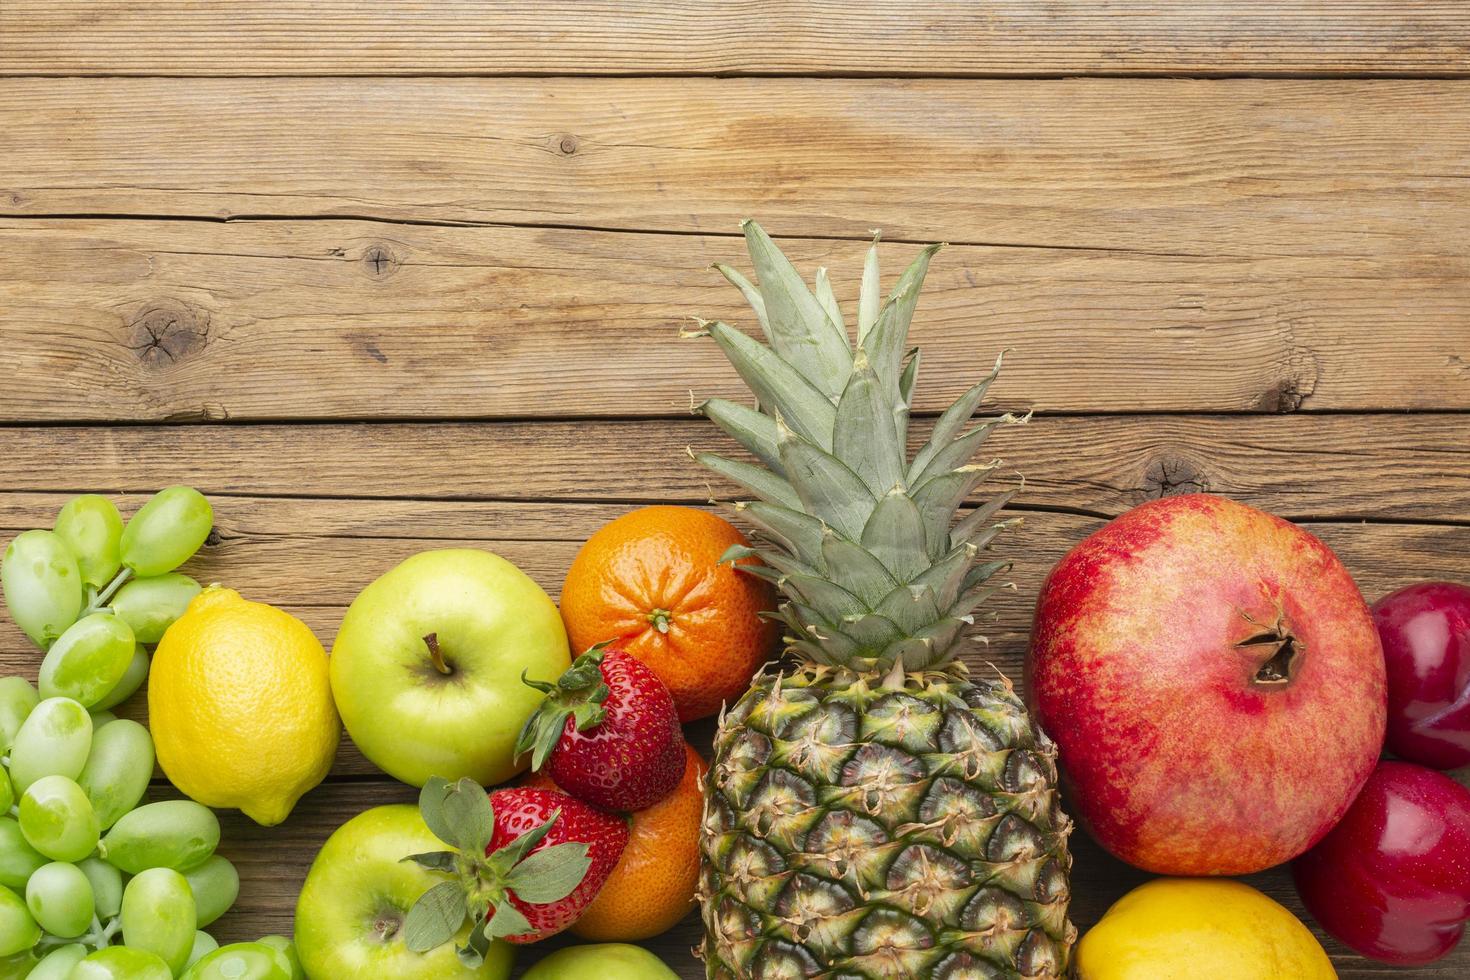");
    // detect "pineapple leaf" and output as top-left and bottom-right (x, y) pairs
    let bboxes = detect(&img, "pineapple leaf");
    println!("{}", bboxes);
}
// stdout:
(908, 350), (1007, 480)
(718, 541), (815, 581)
(961, 559), (1010, 593)
(833, 351), (904, 496)
(814, 267), (846, 335)
(910, 464), (996, 558)
(698, 398), (783, 474)
(781, 572), (869, 620)
(910, 419), (1005, 488)
(712, 263), (772, 342)
(742, 221), (853, 396)
(695, 451), (802, 509)
(703, 320), (836, 449)
(857, 231), (882, 343)
(860, 490), (930, 583)
(907, 541), (978, 610)
(951, 490), (1018, 545)
(880, 616), (970, 669)
(899, 349), (920, 411)
(820, 531), (900, 606)
(737, 502), (828, 568)
(861, 243), (941, 399)
(872, 583), (943, 635)
(836, 611), (905, 652)
(778, 421), (876, 540)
